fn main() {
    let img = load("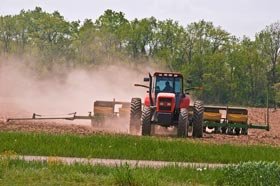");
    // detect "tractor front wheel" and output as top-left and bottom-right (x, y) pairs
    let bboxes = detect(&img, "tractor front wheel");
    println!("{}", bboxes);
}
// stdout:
(129, 98), (142, 134)
(192, 101), (204, 138)
(141, 106), (152, 136)
(177, 108), (189, 137)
